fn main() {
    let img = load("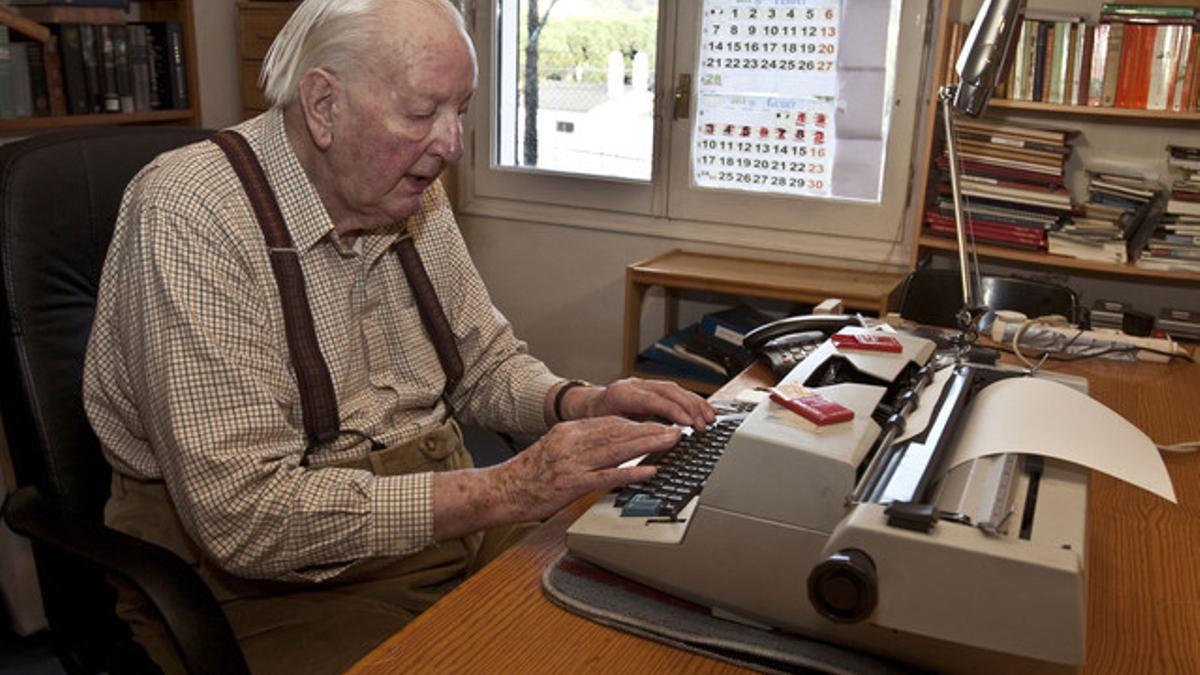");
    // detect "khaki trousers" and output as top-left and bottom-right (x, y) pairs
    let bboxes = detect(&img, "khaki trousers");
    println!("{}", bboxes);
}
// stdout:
(105, 419), (530, 675)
